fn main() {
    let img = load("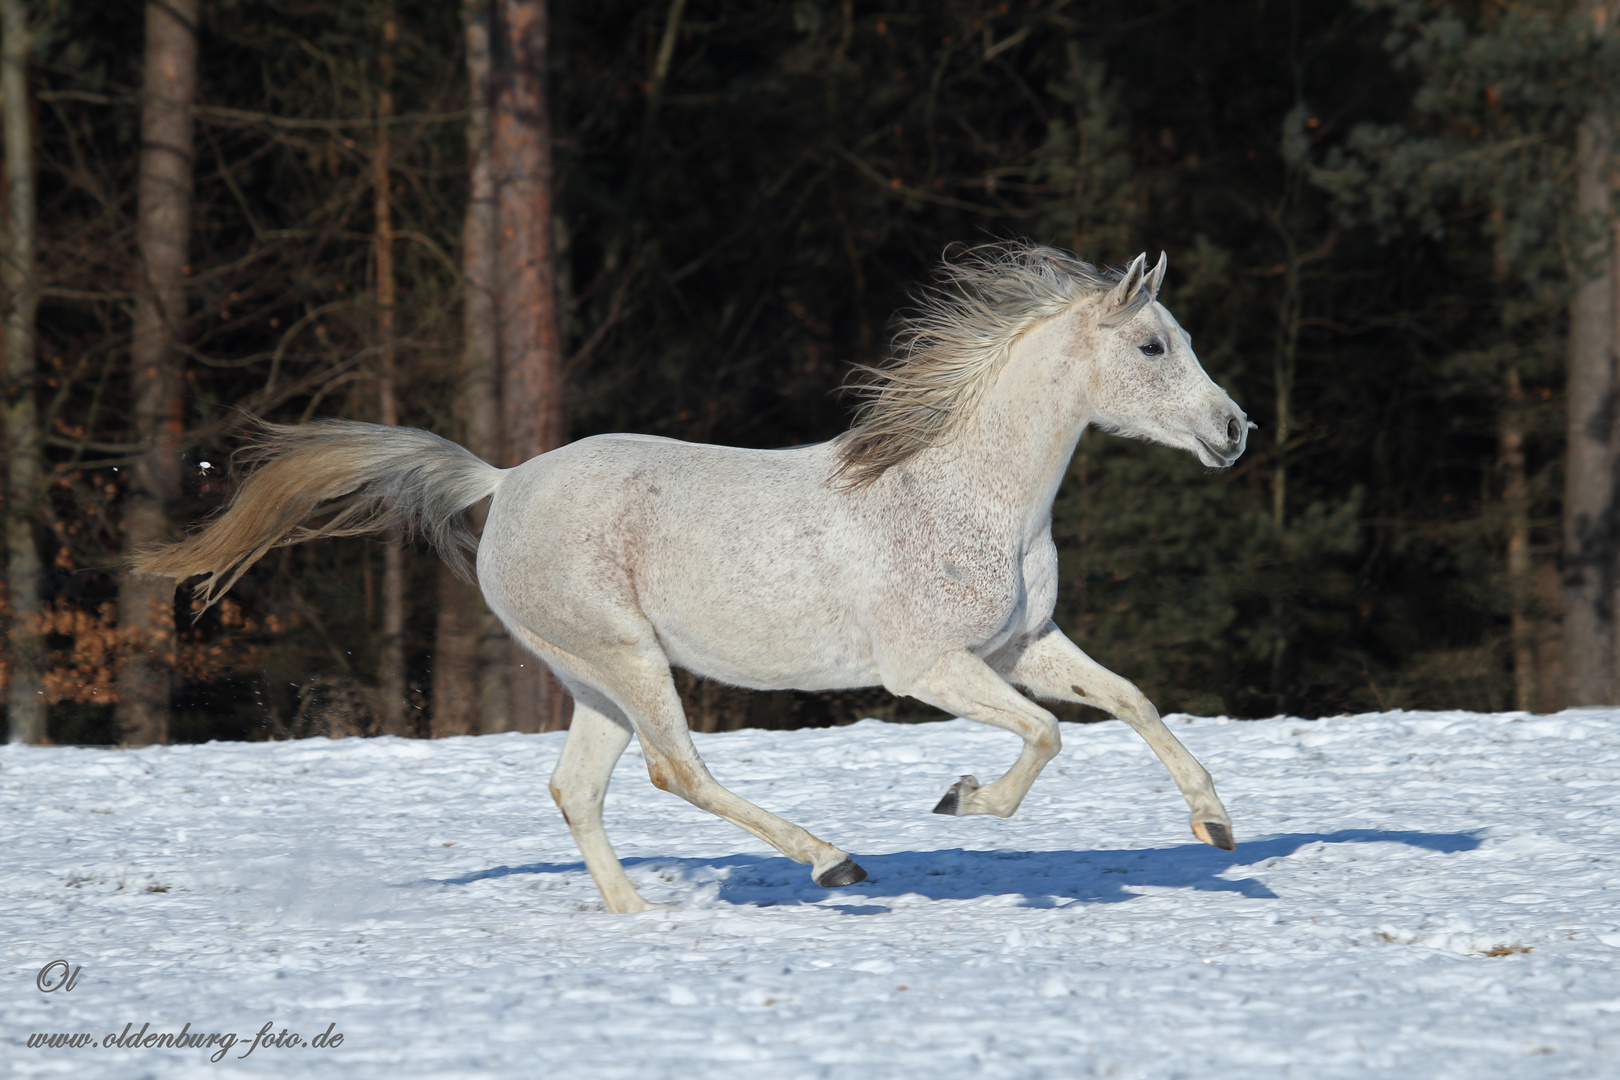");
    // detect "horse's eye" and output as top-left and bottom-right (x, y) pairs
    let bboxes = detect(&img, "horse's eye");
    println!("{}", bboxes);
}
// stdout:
(1139, 340), (1163, 357)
